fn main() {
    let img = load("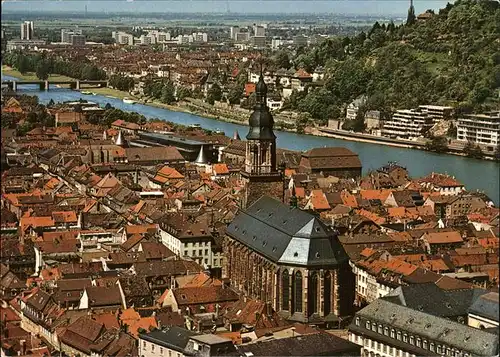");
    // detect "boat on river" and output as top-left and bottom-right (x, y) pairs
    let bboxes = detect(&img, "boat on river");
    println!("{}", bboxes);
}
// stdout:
(123, 97), (136, 104)
(81, 90), (92, 95)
